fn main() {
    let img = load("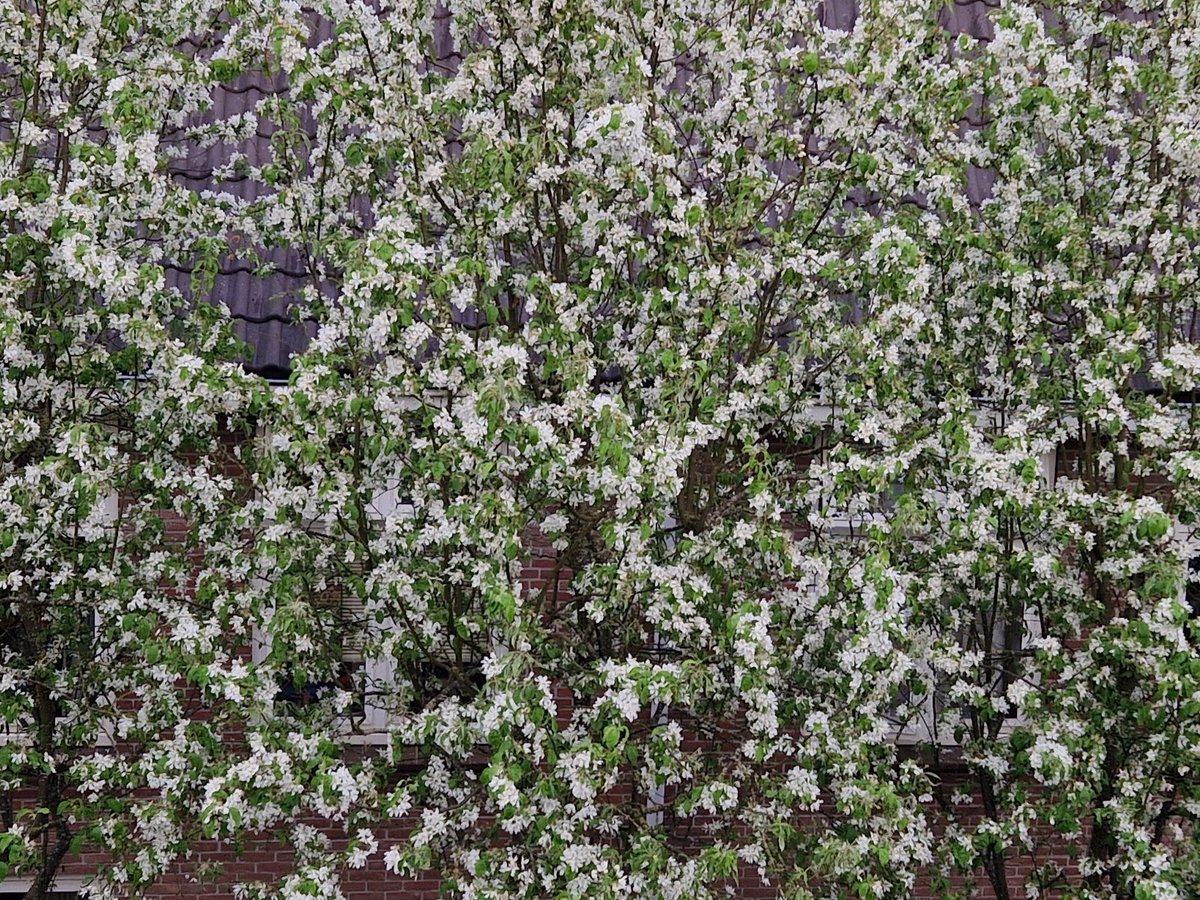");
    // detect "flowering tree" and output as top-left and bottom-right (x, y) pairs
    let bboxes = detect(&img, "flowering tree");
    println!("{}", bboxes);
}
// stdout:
(4, 0), (1200, 898)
